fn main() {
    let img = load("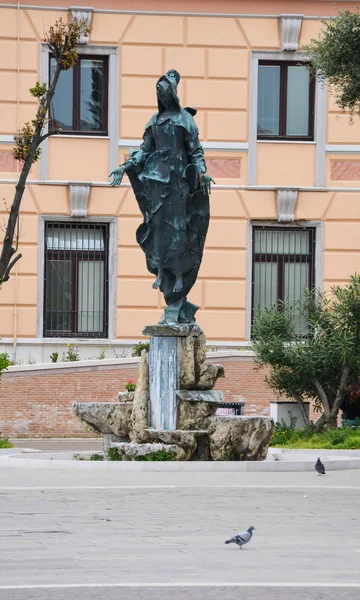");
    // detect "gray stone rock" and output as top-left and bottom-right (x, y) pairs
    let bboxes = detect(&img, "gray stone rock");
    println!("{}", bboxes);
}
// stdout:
(143, 428), (210, 460)
(194, 331), (207, 376)
(118, 391), (135, 402)
(207, 415), (274, 461)
(176, 390), (224, 430)
(107, 441), (186, 461)
(178, 334), (196, 389)
(196, 363), (225, 390)
(177, 390), (224, 403)
(72, 402), (132, 438)
(103, 433), (128, 453)
(131, 350), (150, 443)
(143, 323), (202, 338)
(178, 330), (223, 390)
(176, 326), (224, 390)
